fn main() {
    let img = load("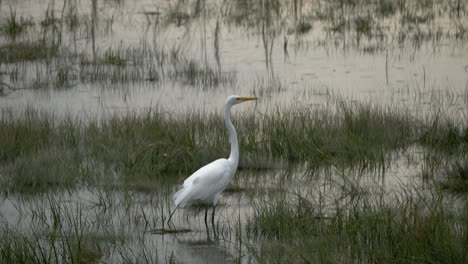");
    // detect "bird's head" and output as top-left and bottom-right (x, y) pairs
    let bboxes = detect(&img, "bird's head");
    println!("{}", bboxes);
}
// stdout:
(226, 95), (257, 106)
